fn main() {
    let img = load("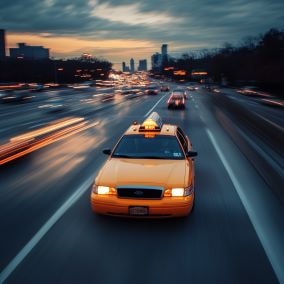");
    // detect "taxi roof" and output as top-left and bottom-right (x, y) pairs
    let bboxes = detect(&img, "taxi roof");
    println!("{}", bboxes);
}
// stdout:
(125, 123), (177, 136)
(123, 112), (178, 136)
